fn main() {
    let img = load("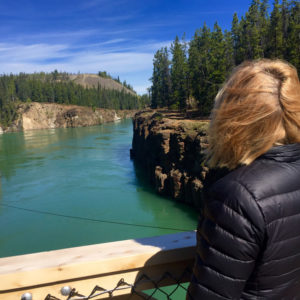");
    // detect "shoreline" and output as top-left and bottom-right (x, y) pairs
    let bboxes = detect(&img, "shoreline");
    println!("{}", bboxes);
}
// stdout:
(0, 102), (138, 133)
